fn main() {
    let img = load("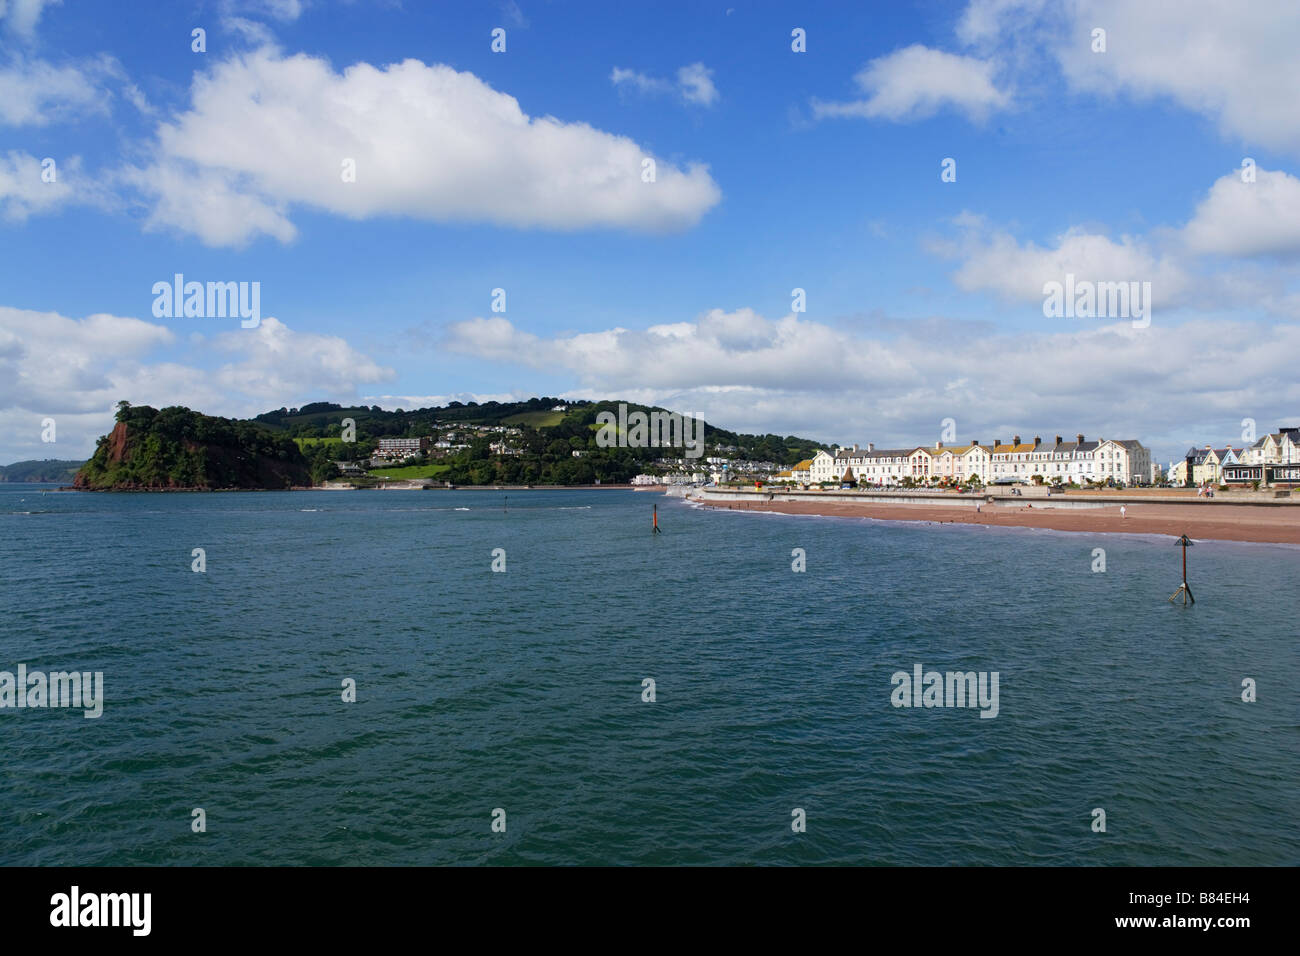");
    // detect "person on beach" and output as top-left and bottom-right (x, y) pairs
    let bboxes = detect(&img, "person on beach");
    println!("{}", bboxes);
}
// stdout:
(1121, 505), (1127, 519)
